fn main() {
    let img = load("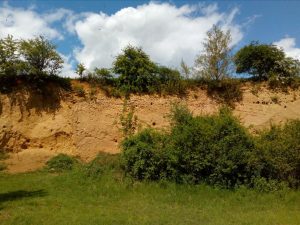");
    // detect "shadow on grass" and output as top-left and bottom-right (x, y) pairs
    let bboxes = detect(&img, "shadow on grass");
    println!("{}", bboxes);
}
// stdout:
(0, 189), (47, 210)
